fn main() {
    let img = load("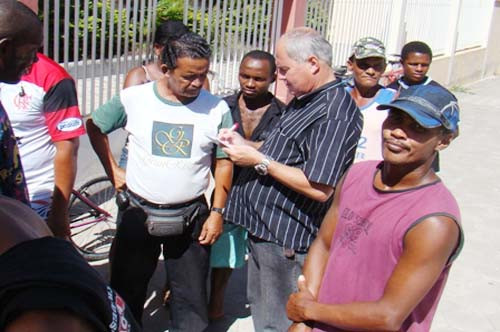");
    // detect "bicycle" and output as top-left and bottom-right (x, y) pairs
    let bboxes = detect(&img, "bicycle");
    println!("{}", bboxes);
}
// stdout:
(68, 176), (117, 261)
